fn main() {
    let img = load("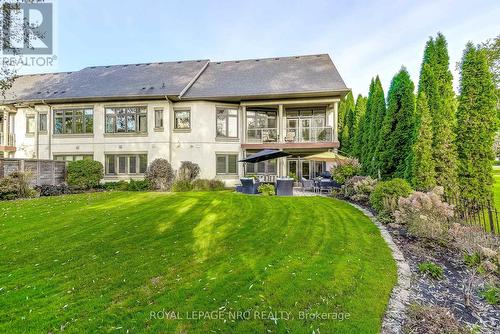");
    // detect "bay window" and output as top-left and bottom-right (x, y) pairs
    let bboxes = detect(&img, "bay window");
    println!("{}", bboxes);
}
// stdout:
(105, 106), (147, 133)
